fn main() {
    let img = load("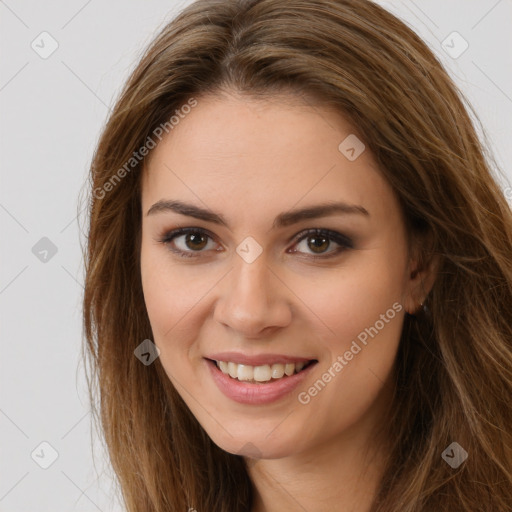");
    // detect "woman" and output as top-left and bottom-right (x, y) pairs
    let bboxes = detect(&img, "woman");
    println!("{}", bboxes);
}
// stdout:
(81, 0), (512, 510)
